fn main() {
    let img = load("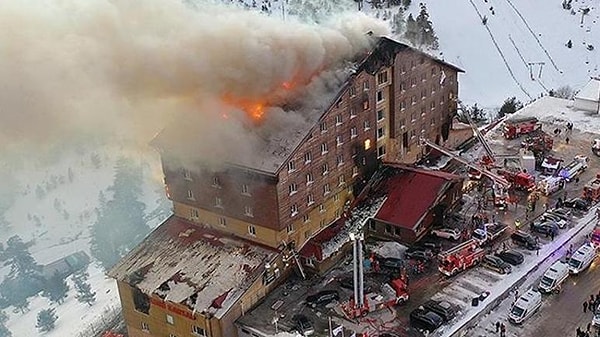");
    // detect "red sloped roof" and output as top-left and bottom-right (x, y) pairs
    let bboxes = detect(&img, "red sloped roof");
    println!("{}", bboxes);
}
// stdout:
(374, 169), (458, 229)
